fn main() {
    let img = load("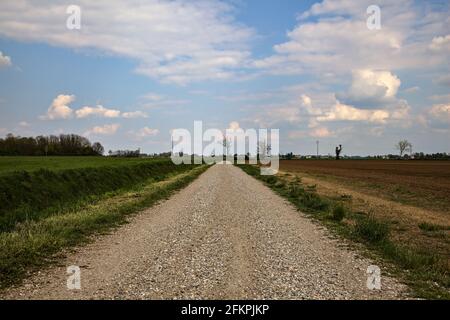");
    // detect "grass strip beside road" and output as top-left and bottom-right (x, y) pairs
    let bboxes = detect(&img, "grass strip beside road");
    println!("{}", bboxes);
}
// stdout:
(0, 164), (209, 289)
(0, 159), (188, 232)
(237, 164), (450, 300)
